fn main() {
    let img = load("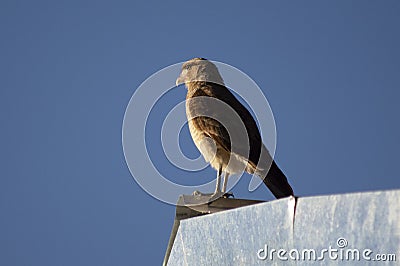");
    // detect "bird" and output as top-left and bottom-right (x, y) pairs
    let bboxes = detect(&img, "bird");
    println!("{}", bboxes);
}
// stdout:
(176, 58), (294, 199)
